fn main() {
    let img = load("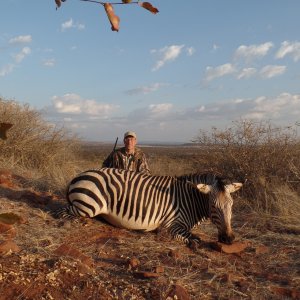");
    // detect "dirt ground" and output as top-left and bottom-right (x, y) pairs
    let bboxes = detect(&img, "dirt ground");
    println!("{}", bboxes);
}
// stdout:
(0, 170), (299, 300)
